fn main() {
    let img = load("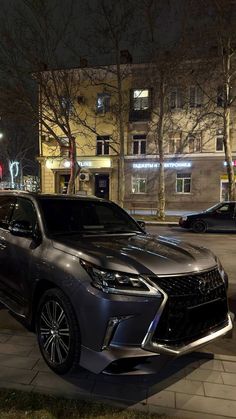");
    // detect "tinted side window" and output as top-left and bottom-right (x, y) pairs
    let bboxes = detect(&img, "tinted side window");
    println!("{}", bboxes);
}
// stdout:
(0, 196), (15, 229)
(11, 198), (37, 231)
